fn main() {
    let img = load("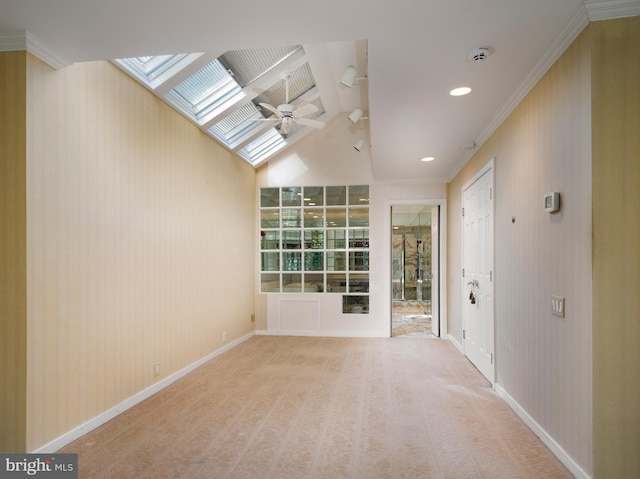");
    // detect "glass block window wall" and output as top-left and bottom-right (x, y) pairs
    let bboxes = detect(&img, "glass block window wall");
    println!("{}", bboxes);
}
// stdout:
(260, 185), (369, 312)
